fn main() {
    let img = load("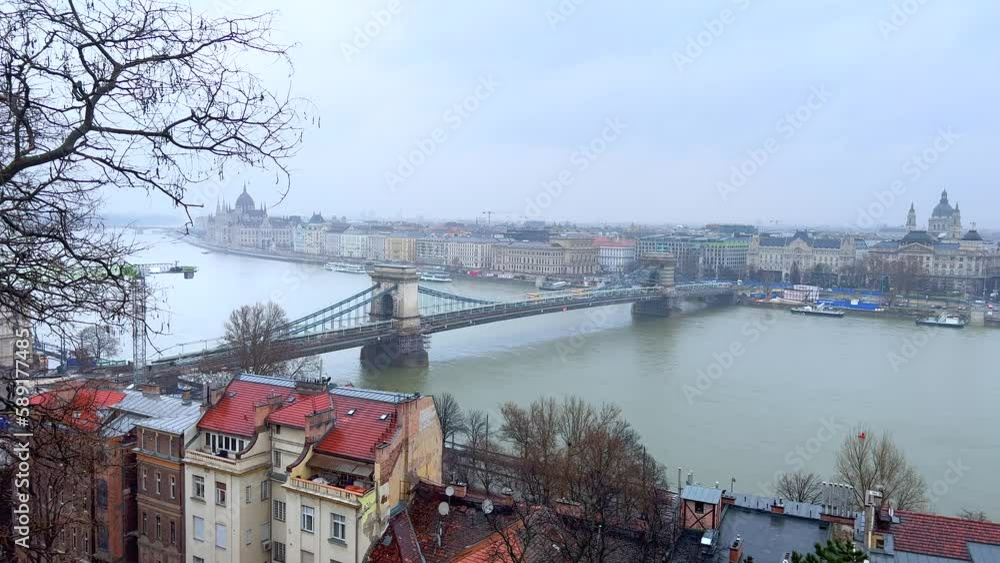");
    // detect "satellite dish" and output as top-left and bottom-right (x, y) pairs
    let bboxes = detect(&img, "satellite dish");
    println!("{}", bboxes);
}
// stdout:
(437, 502), (450, 516)
(482, 499), (494, 515)
(445, 486), (455, 497)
